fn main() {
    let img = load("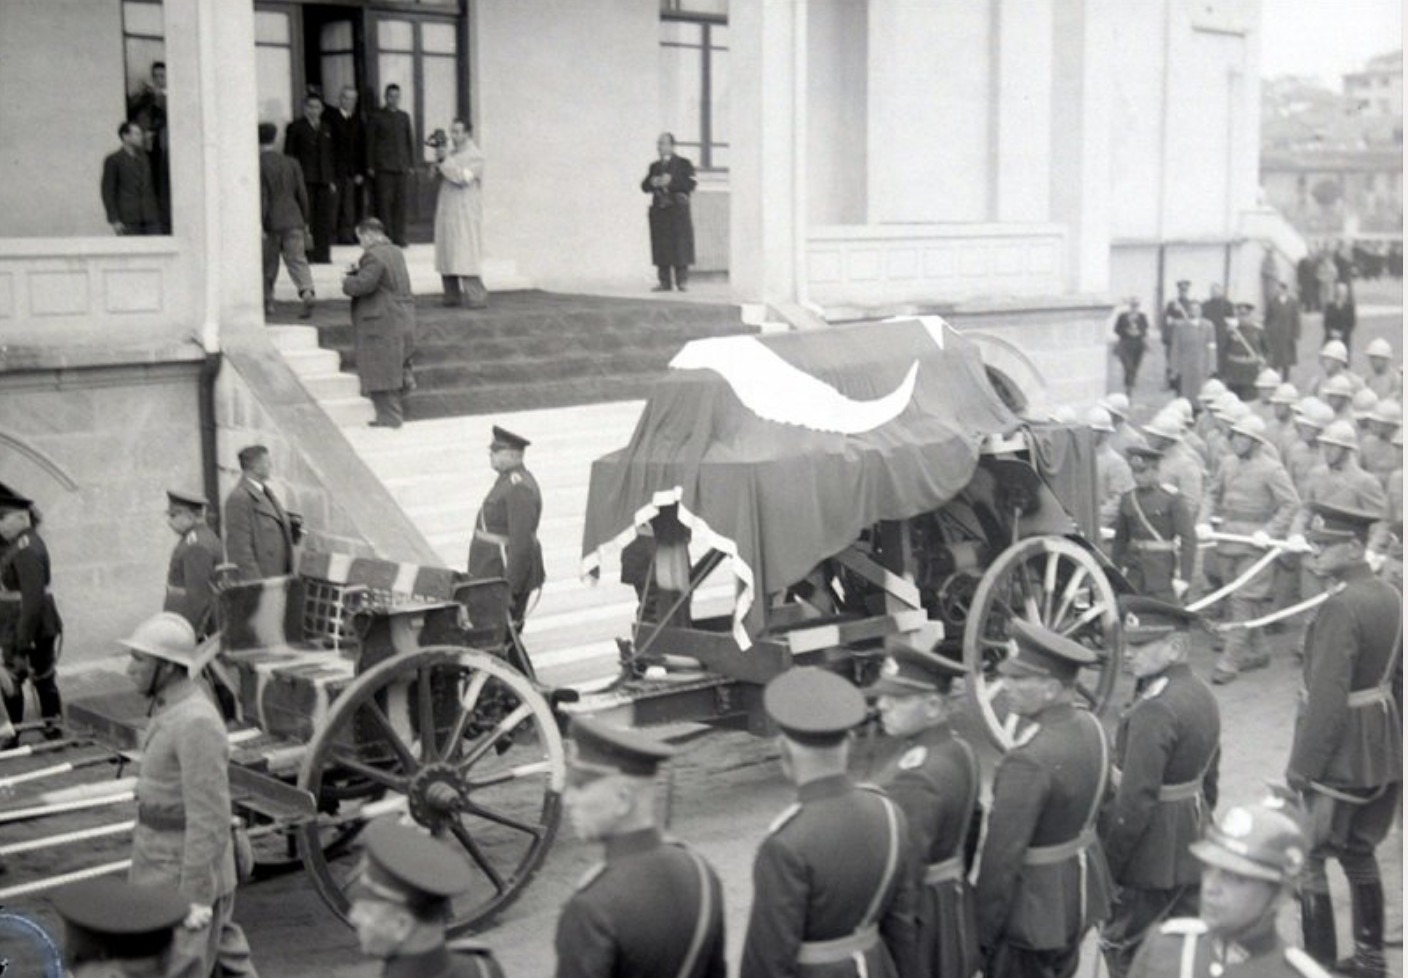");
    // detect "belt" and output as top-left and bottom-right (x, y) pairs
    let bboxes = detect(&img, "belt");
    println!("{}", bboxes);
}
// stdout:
(1023, 828), (1096, 866)
(797, 924), (879, 965)
(923, 853), (964, 885)
(1219, 512), (1270, 524)
(474, 528), (510, 547)
(1131, 541), (1177, 552)
(137, 804), (186, 831)
(1110, 768), (1204, 802)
